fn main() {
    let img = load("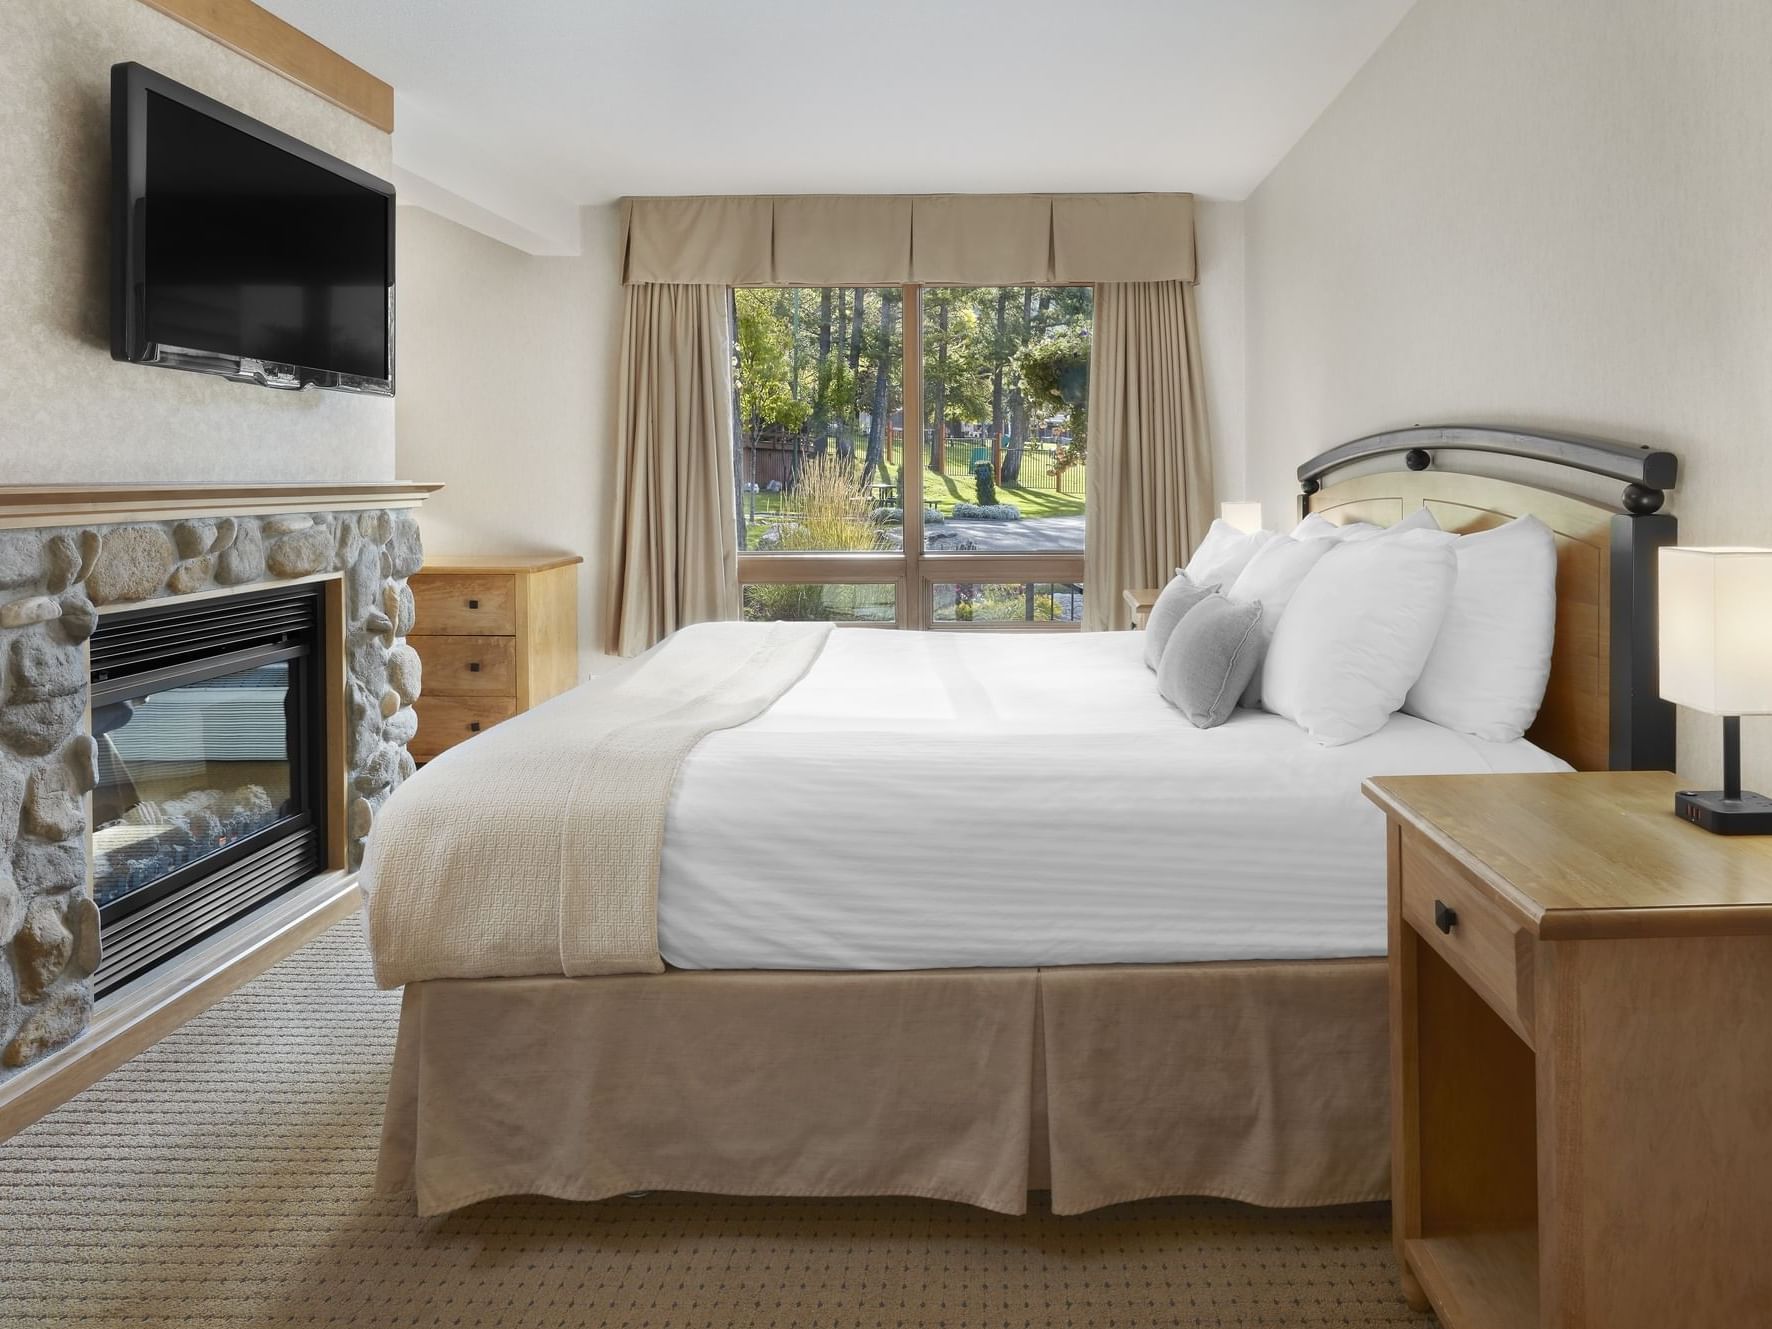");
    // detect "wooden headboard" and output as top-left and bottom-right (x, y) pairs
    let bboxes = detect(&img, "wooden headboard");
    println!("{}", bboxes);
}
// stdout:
(1298, 426), (1679, 772)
